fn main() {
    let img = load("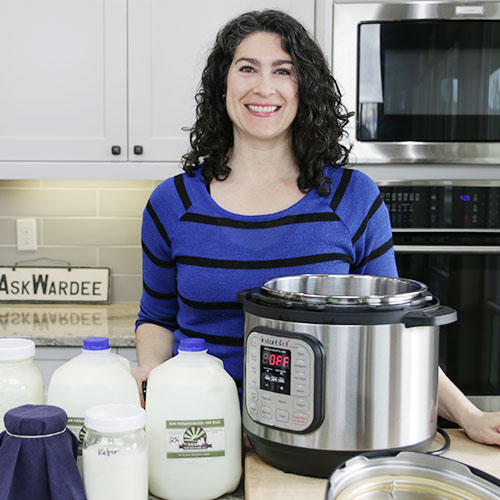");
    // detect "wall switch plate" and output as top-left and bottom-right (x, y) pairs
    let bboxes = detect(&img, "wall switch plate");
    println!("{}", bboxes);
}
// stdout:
(16, 218), (37, 251)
